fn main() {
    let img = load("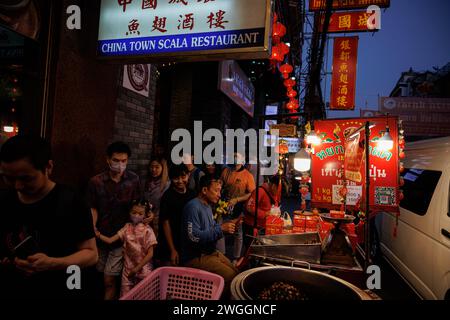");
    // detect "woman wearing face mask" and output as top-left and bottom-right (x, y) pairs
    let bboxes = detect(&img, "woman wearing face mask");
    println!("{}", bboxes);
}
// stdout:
(144, 157), (170, 238)
(95, 199), (157, 298)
